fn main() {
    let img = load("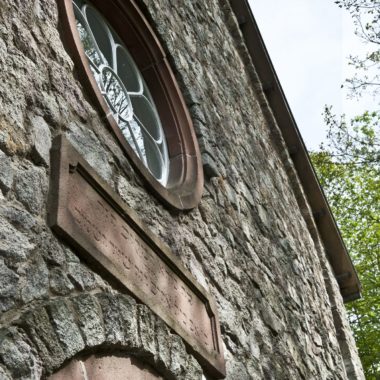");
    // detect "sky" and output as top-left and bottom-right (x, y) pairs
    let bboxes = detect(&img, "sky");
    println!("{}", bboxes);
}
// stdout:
(248, 0), (378, 150)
